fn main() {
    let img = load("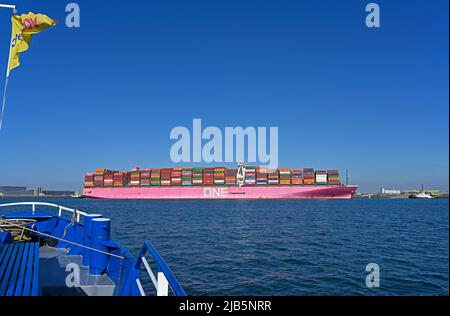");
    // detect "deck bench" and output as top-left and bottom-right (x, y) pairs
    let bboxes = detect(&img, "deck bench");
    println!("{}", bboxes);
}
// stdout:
(0, 242), (39, 296)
